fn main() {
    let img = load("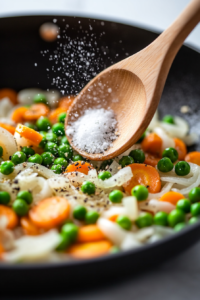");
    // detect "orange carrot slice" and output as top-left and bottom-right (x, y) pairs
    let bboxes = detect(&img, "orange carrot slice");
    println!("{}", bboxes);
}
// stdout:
(67, 240), (112, 259)
(0, 123), (15, 135)
(65, 161), (94, 175)
(174, 138), (187, 160)
(159, 191), (185, 205)
(0, 88), (18, 105)
(123, 163), (161, 194)
(20, 216), (41, 236)
(144, 152), (160, 167)
(108, 215), (119, 222)
(11, 107), (28, 123)
(15, 124), (43, 146)
(77, 225), (105, 243)
(24, 103), (50, 121)
(141, 133), (162, 156)
(185, 151), (200, 166)
(29, 197), (70, 229)
(58, 96), (75, 109)
(49, 107), (67, 124)
(0, 205), (18, 229)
